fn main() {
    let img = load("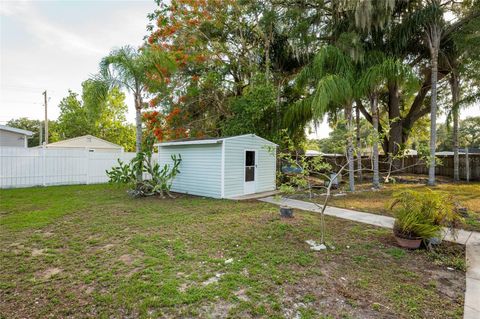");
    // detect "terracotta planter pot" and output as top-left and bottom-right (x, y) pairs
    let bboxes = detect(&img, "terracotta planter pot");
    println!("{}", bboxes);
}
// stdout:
(394, 234), (422, 249)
